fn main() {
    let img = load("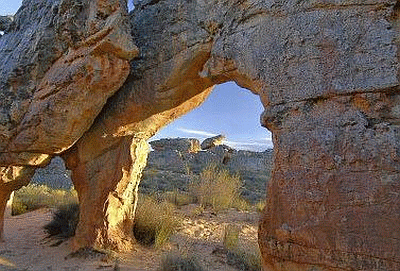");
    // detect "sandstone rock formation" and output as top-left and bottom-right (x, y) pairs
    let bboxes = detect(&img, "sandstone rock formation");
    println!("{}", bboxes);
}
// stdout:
(0, 0), (400, 270)
(200, 134), (226, 150)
